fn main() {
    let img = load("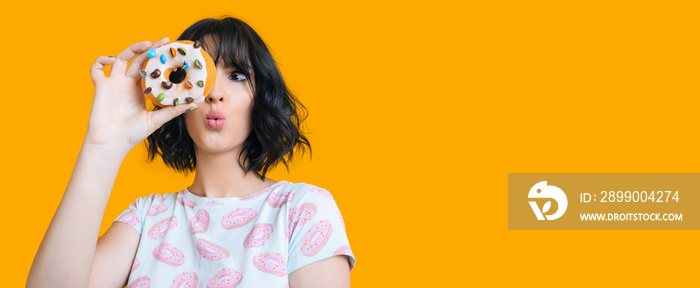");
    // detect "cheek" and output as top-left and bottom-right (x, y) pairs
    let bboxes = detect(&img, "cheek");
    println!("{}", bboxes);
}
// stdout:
(183, 115), (199, 137)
